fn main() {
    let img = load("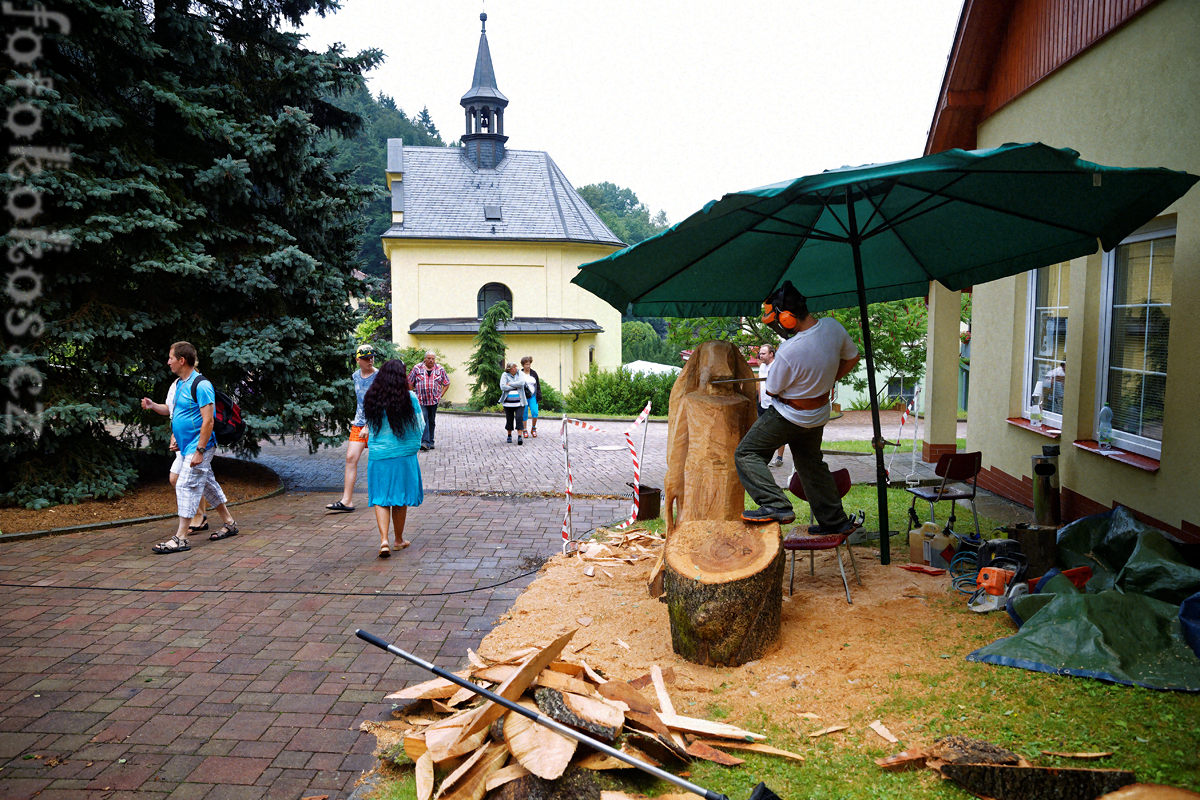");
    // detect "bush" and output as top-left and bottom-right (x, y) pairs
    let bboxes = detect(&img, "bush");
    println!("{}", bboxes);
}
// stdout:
(538, 382), (565, 413)
(564, 367), (675, 416)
